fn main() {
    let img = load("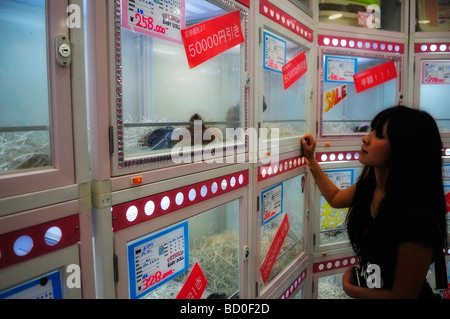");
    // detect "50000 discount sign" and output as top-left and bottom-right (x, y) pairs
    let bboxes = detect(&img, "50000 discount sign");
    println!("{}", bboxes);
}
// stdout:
(181, 10), (244, 69)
